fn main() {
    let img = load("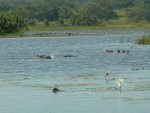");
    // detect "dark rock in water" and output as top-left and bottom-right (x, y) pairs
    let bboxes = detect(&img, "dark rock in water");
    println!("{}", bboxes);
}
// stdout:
(52, 88), (60, 93)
